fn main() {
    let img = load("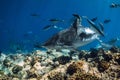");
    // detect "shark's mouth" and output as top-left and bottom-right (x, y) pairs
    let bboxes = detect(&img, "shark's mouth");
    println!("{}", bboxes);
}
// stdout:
(72, 36), (98, 48)
(82, 34), (98, 42)
(78, 27), (99, 42)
